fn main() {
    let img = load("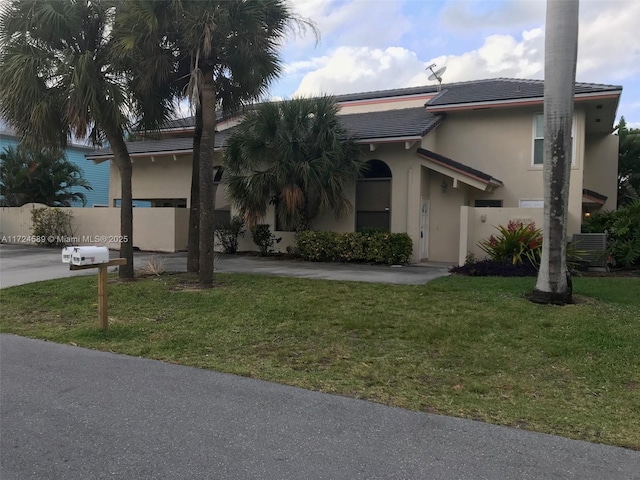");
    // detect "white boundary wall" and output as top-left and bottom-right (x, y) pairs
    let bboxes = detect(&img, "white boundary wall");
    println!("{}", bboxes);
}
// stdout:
(1, 204), (189, 252)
